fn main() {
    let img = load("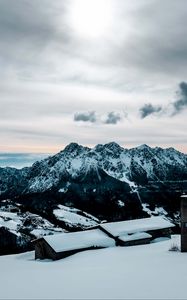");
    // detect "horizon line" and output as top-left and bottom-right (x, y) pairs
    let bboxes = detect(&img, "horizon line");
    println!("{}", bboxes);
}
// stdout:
(0, 142), (187, 155)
